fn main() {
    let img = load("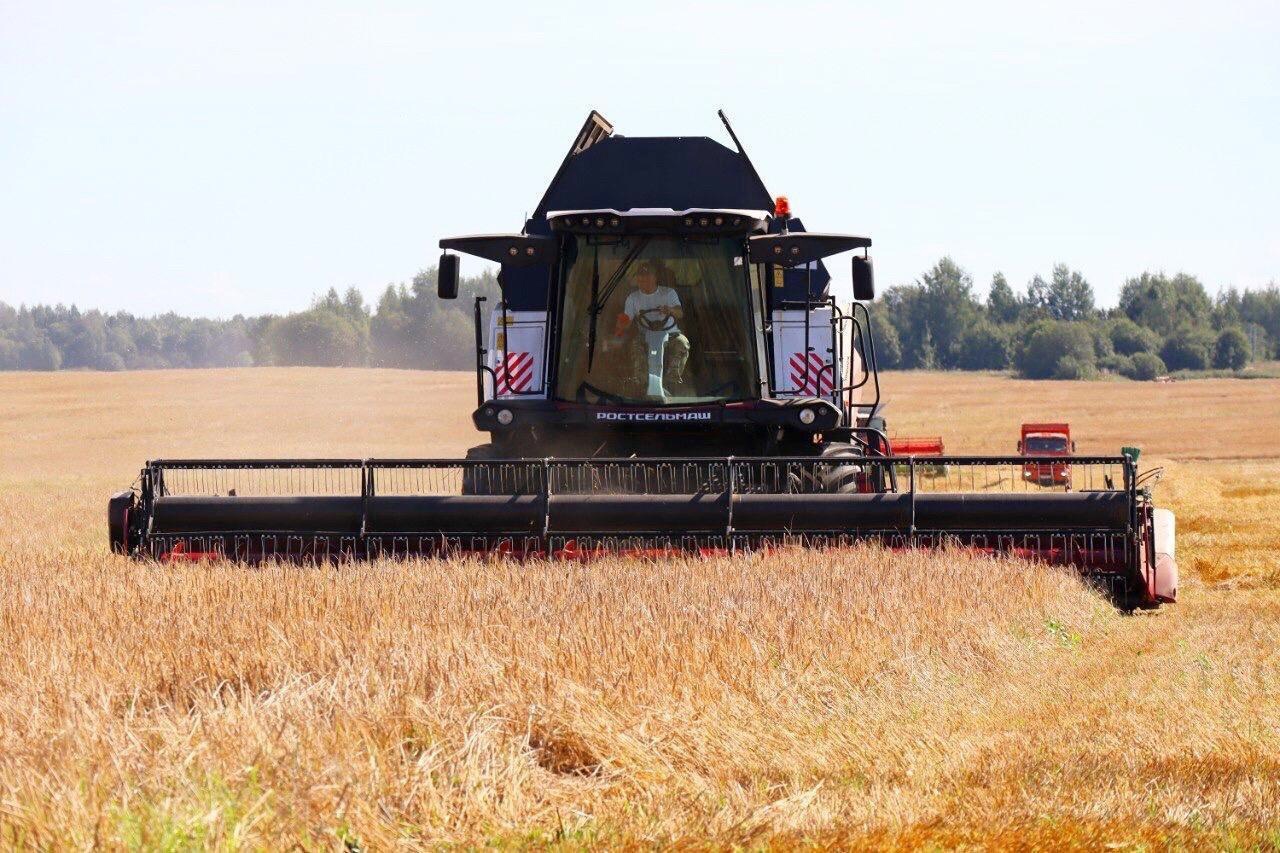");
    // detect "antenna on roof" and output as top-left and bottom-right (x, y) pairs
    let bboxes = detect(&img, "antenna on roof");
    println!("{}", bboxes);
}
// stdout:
(717, 109), (770, 199)
(717, 109), (746, 154)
